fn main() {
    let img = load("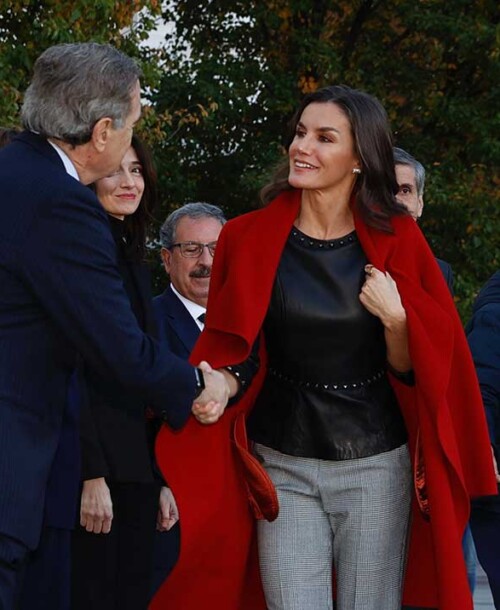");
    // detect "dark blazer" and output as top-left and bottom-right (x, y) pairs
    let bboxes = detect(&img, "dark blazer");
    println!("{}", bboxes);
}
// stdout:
(78, 218), (159, 483)
(437, 258), (454, 293)
(467, 271), (500, 455)
(153, 287), (201, 359)
(43, 370), (83, 529)
(0, 132), (196, 550)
